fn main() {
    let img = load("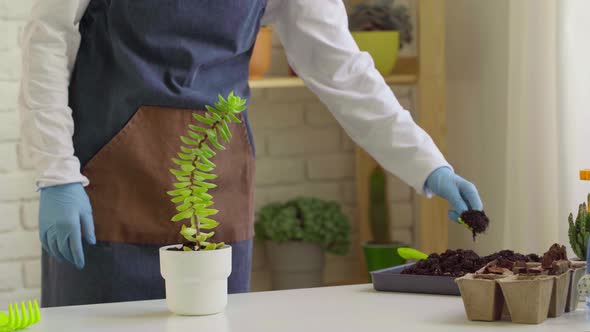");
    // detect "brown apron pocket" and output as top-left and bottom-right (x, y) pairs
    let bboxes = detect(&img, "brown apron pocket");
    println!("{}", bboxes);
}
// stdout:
(82, 106), (255, 245)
